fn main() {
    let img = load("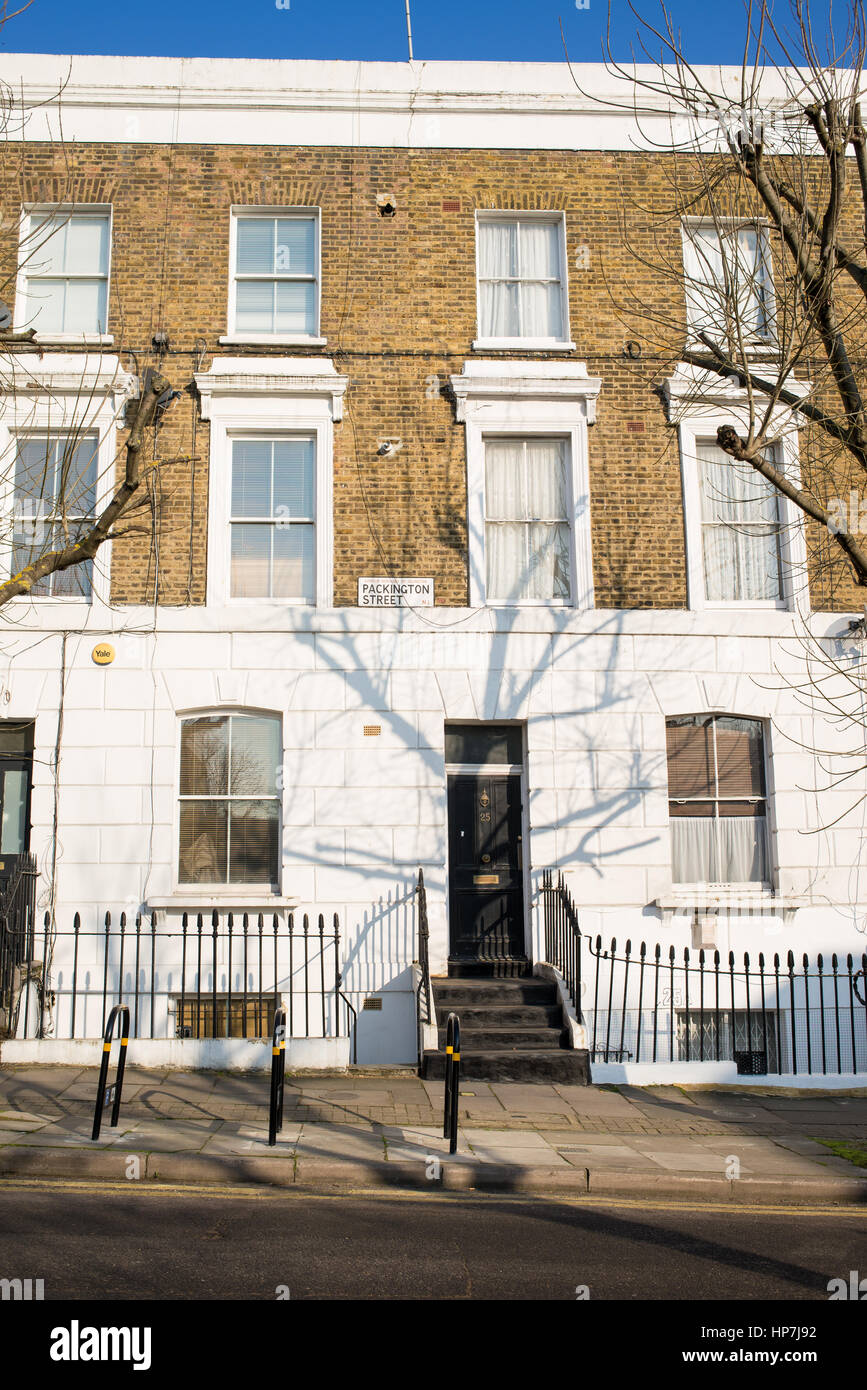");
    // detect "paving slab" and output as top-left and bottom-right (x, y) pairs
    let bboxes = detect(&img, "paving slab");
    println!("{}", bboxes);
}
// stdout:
(465, 1143), (570, 1166)
(461, 1128), (553, 1148)
(3, 1066), (867, 1200)
(293, 1129), (388, 1159)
